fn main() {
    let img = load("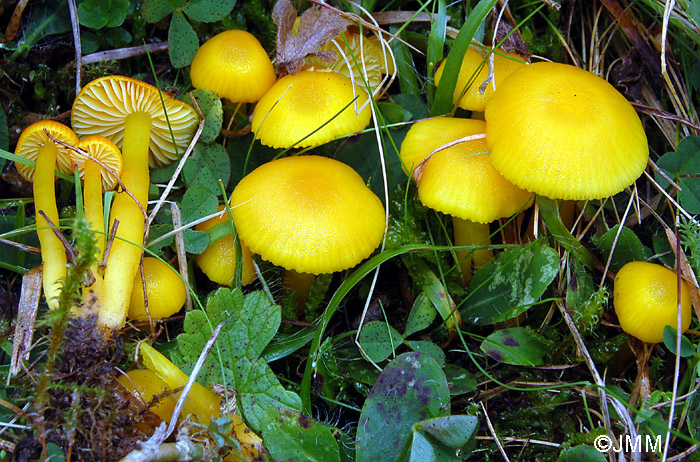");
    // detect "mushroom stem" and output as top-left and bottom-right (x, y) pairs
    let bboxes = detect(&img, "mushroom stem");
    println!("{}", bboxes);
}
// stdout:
(34, 142), (67, 310)
(452, 216), (493, 285)
(99, 111), (151, 329)
(83, 160), (105, 256)
(284, 270), (316, 318)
